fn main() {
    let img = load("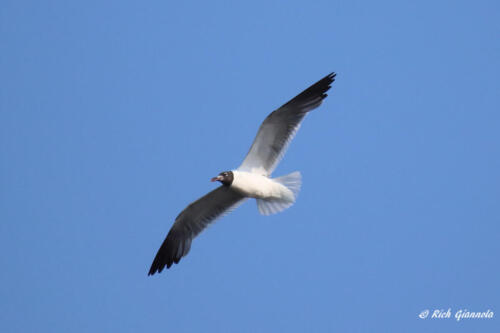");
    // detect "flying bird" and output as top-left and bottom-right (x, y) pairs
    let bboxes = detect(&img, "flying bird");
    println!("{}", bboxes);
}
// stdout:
(148, 73), (336, 275)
